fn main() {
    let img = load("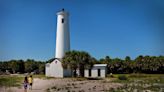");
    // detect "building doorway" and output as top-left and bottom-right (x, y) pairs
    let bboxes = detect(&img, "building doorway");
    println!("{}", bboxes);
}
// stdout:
(89, 69), (91, 77)
(98, 69), (101, 77)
